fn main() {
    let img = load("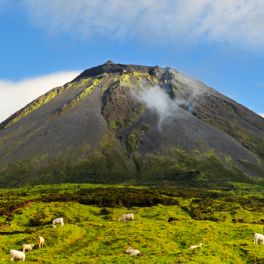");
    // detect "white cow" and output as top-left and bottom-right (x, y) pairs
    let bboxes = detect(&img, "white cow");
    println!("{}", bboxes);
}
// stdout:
(38, 236), (45, 248)
(22, 244), (34, 252)
(10, 250), (26, 261)
(189, 243), (203, 250)
(118, 213), (134, 222)
(125, 247), (141, 256)
(53, 217), (64, 228)
(254, 233), (264, 245)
